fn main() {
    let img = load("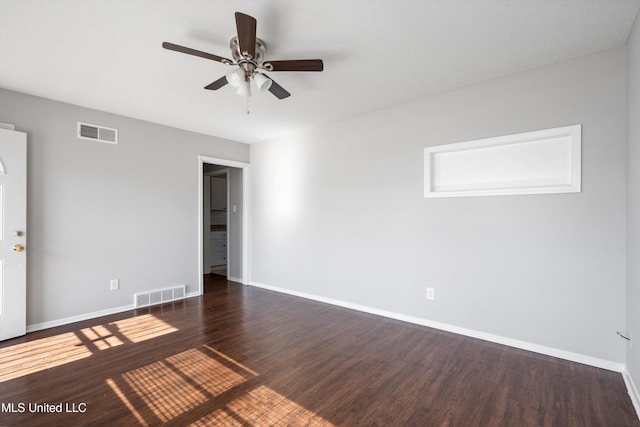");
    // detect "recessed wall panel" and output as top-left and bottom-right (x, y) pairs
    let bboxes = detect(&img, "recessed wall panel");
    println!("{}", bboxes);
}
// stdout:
(424, 125), (581, 197)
